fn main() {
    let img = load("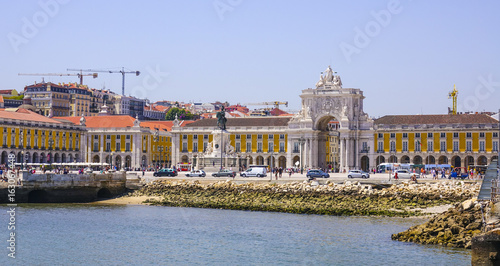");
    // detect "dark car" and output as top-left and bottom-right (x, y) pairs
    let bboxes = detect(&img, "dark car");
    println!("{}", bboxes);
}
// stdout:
(153, 168), (178, 177)
(212, 169), (236, 177)
(306, 169), (330, 179)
